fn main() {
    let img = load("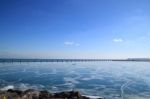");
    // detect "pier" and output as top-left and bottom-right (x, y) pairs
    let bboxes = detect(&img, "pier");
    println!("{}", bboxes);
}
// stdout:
(0, 58), (150, 62)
